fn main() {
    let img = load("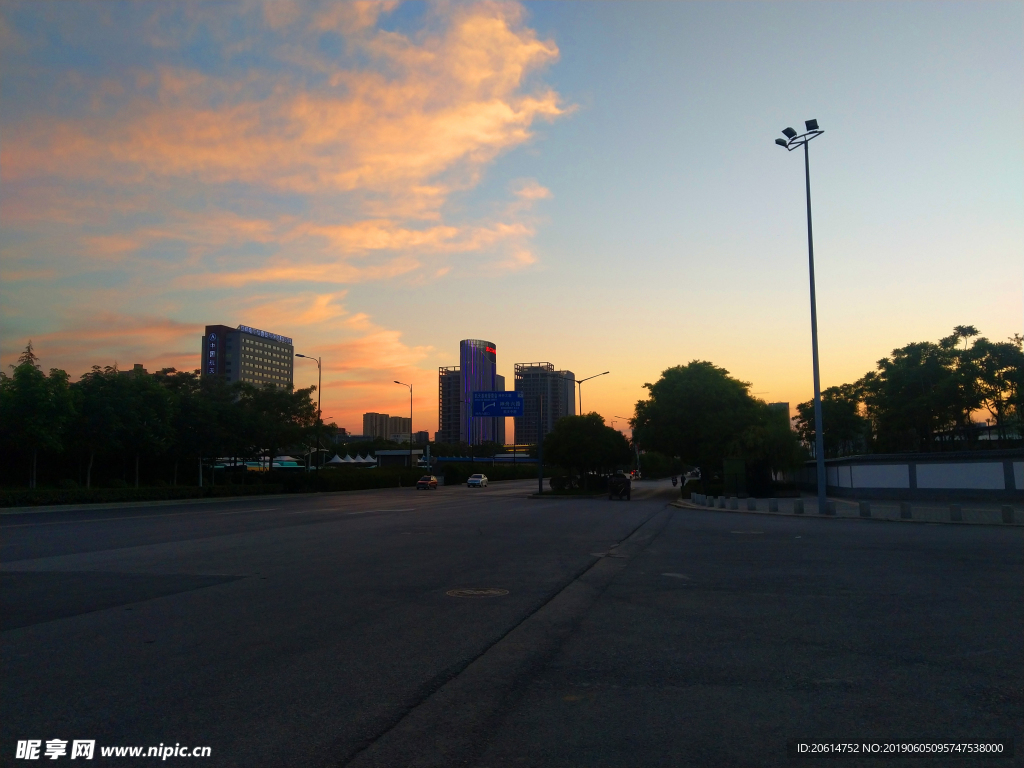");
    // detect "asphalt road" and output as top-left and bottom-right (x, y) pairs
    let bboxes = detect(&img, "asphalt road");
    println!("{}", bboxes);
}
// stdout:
(2, 480), (1021, 767)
